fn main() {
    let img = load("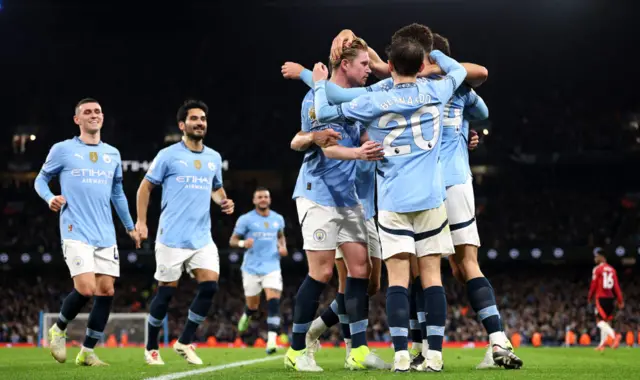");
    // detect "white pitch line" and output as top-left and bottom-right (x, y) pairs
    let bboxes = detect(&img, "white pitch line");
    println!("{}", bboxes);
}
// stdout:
(142, 355), (284, 380)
